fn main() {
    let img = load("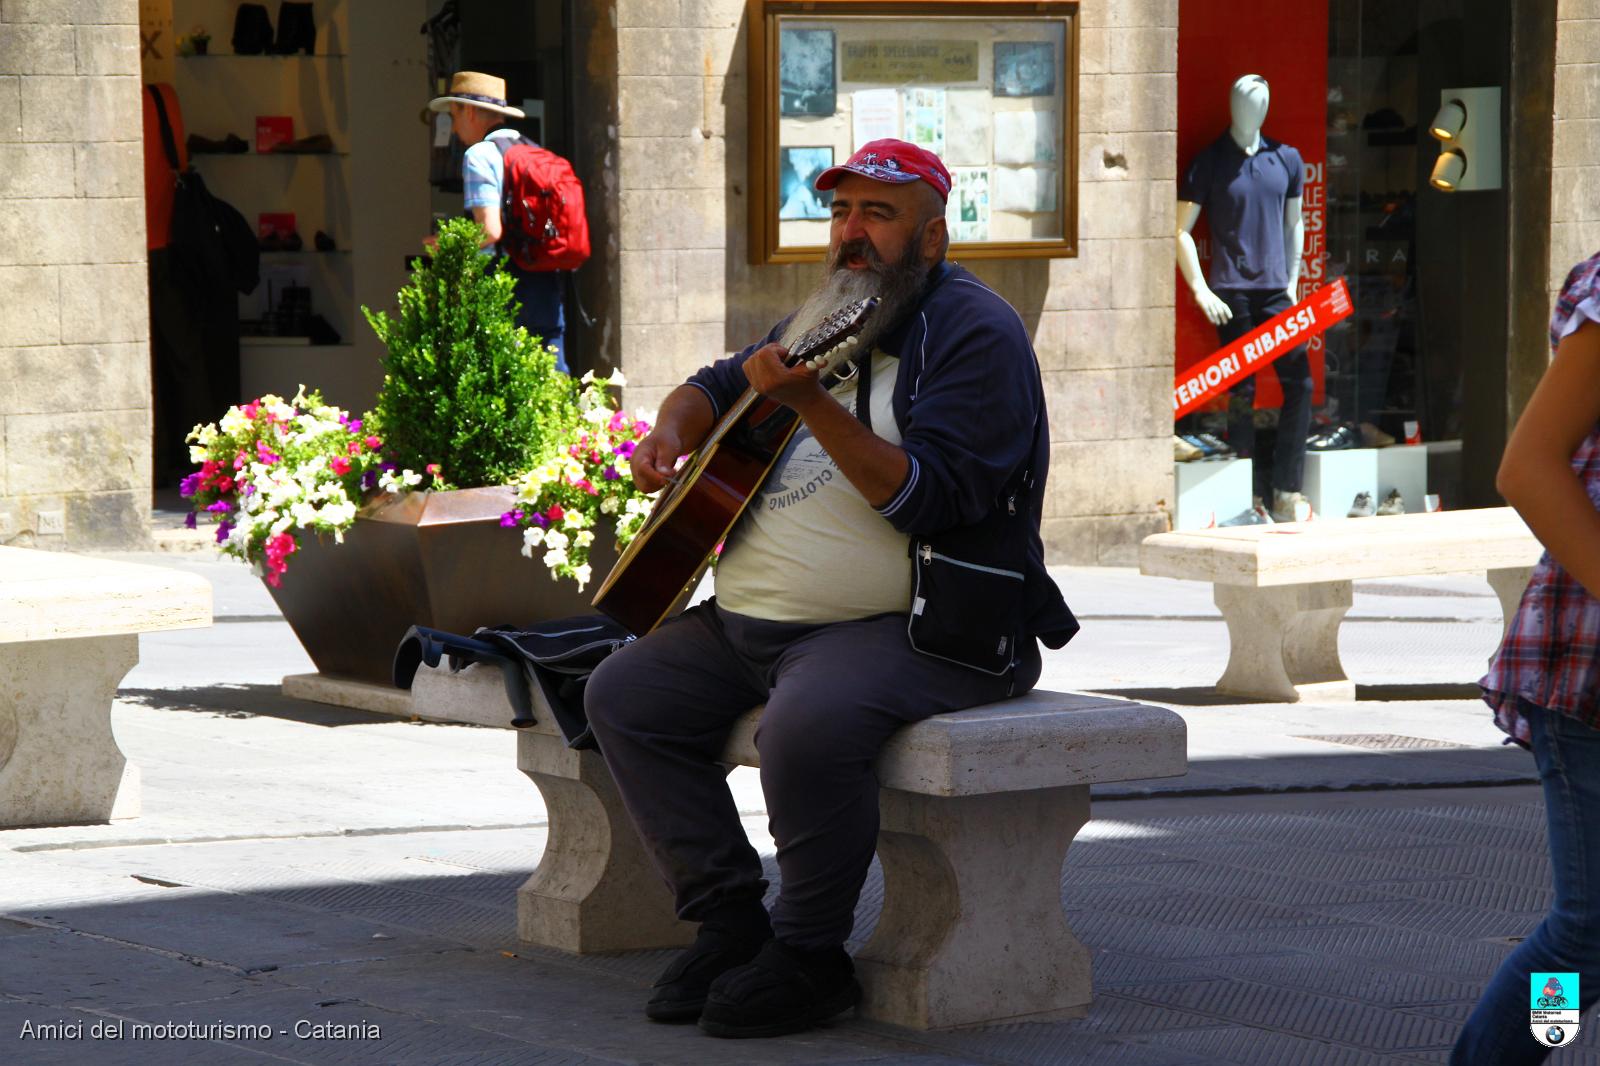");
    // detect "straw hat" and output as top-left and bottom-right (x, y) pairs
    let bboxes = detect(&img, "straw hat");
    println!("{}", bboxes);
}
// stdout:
(427, 71), (525, 119)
